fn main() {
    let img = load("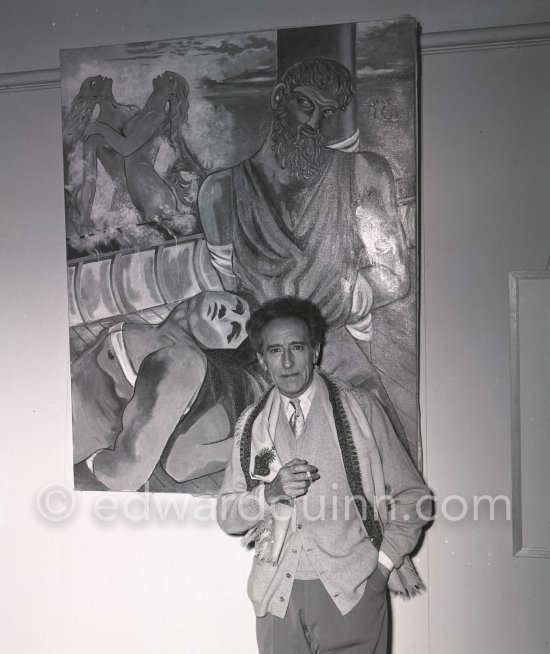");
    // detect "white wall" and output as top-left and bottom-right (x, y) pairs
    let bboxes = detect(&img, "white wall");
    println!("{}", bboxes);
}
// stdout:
(1, 1), (550, 652)
(422, 41), (550, 652)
